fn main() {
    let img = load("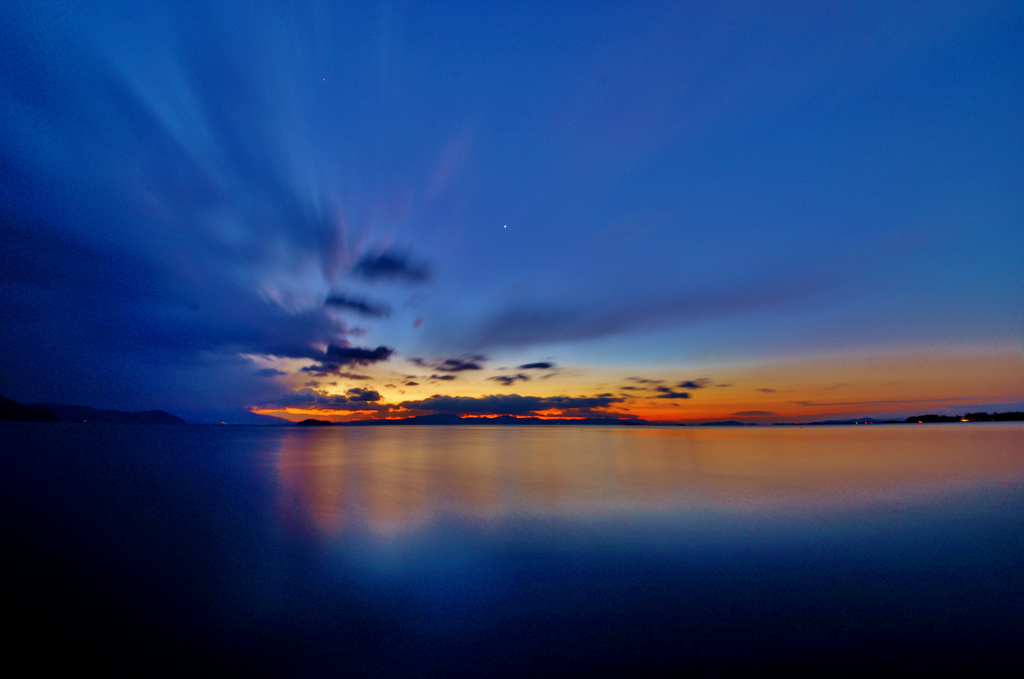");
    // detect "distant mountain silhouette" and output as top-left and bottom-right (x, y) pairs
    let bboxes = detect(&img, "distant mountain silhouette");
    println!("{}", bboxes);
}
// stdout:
(296, 419), (333, 426)
(30, 403), (185, 424)
(698, 420), (749, 426)
(772, 411), (1024, 426)
(0, 396), (59, 421)
(906, 413), (1024, 423)
(960, 411), (1024, 422)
